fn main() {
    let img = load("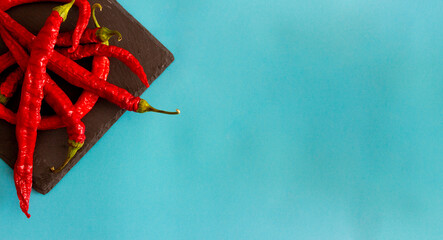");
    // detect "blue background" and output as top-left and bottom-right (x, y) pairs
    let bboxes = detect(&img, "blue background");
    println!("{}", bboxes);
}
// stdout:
(1, 0), (442, 239)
